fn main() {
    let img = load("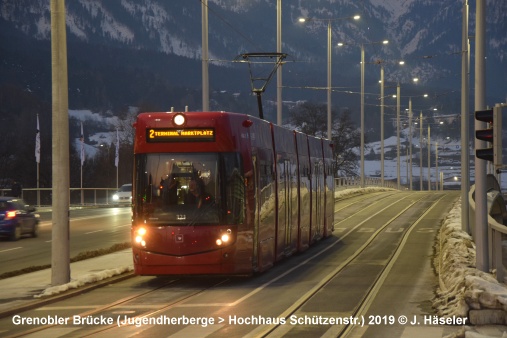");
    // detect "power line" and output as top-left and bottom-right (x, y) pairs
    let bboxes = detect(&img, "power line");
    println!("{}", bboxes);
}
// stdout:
(199, 0), (263, 51)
